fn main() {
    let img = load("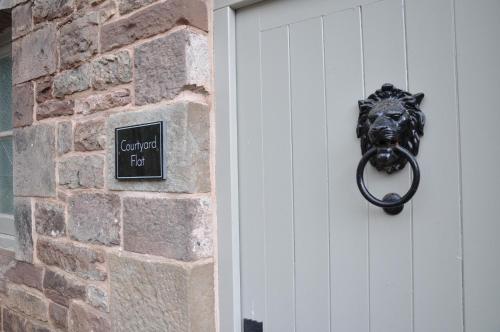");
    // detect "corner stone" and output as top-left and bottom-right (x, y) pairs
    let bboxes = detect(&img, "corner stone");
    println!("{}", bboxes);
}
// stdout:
(135, 28), (209, 105)
(109, 252), (215, 332)
(123, 196), (212, 261)
(106, 102), (210, 193)
(14, 124), (56, 197)
(13, 24), (57, 84)
(12, 82), (34, 128)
